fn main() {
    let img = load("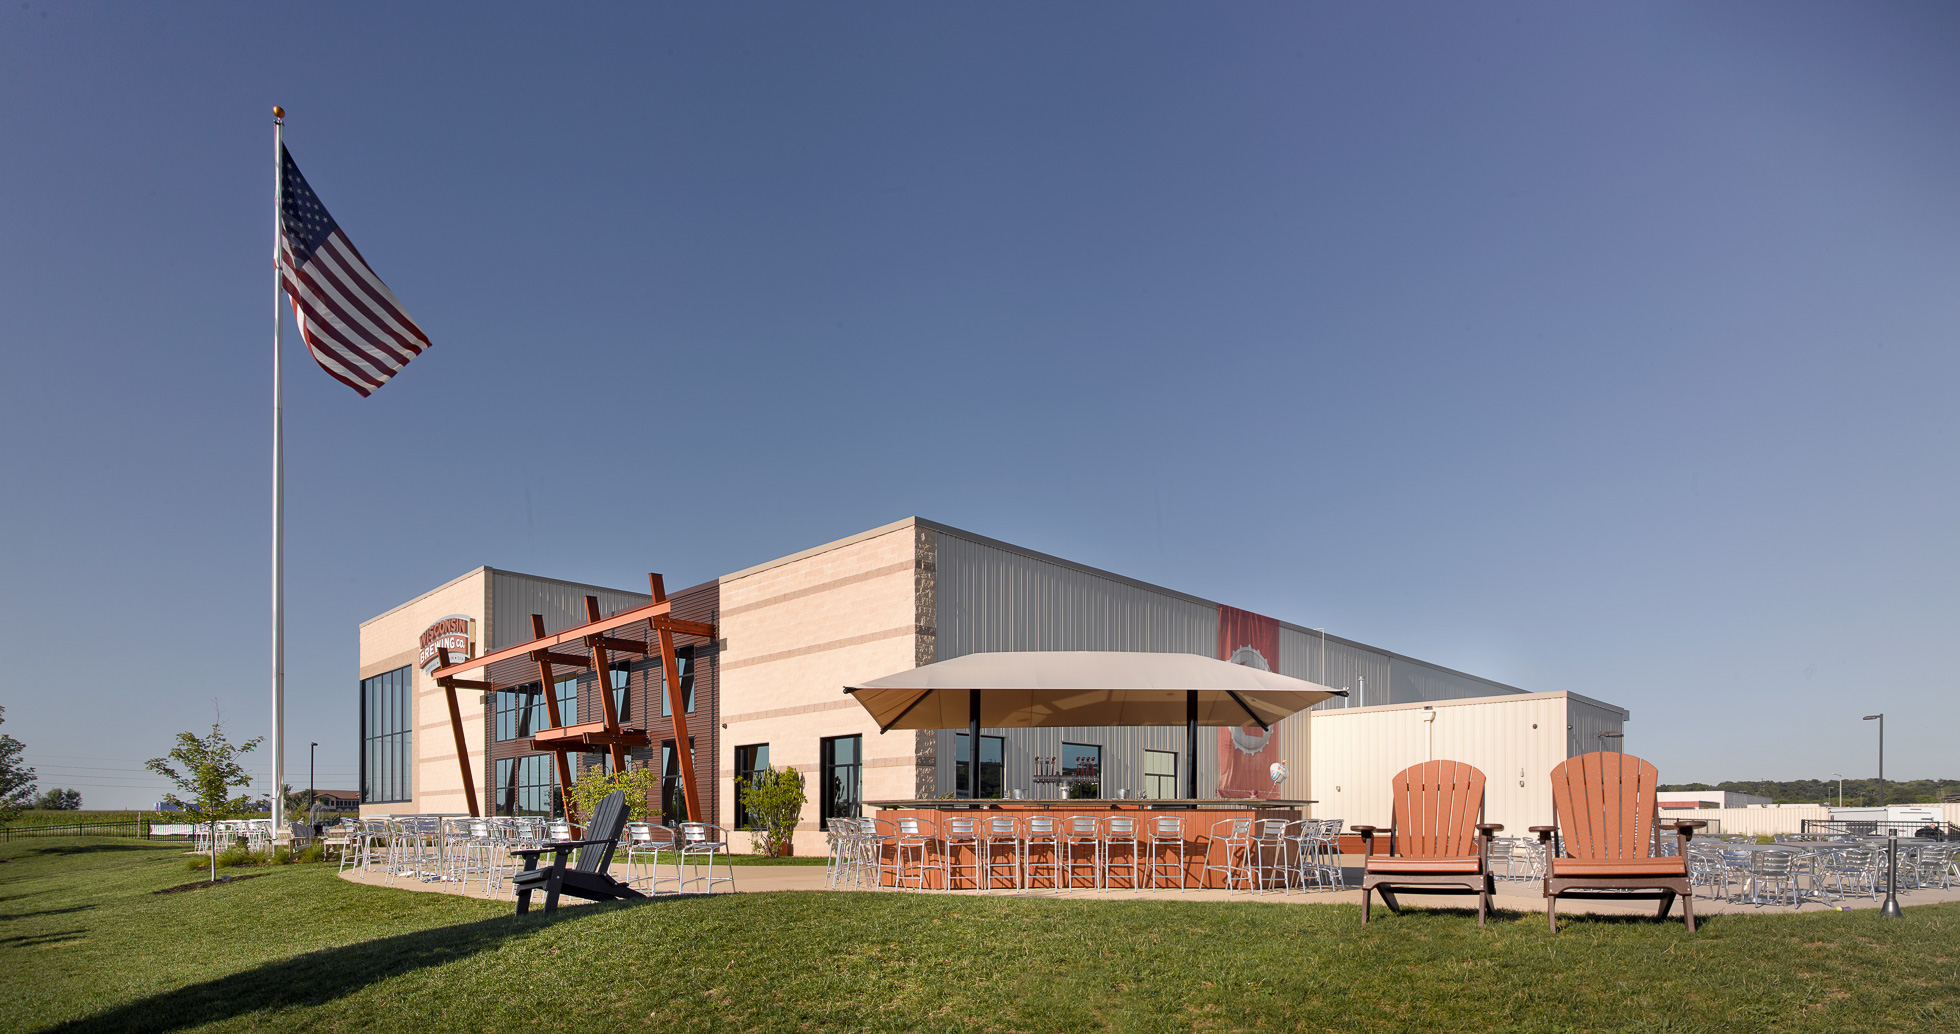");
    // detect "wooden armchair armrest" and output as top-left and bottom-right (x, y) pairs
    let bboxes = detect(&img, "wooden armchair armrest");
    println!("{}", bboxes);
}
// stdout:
(1475, 823), (1504, 836)
(1662, 820), (1706, 840)
(509, 838), (611, 859)
(1528, 825), (1557, 843)
(1350, 825), (1381, 857)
